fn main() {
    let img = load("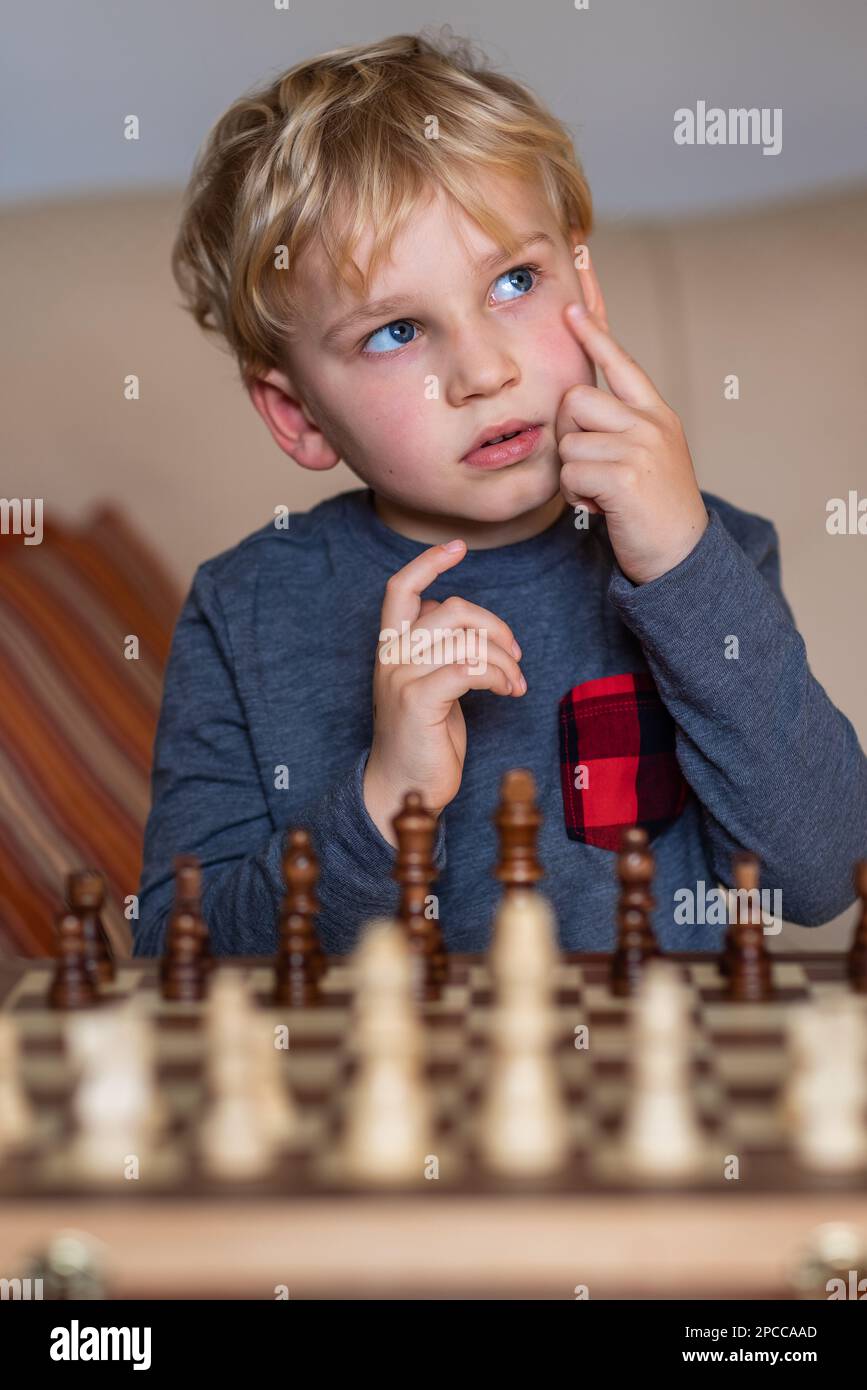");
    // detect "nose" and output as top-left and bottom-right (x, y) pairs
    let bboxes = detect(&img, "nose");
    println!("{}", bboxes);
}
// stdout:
(444, 323), (520, 405)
